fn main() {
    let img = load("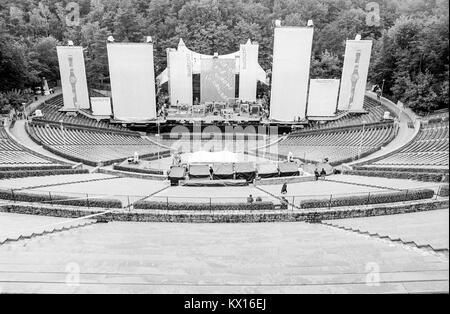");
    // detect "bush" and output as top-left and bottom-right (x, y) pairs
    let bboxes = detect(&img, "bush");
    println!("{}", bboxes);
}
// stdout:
(300, 189), (434, 209)
(133, 200), (275, 211)
(353, 166), (449, 174)
(0, 168), (89, 179)
(438, 185), (449, 197)
(113, 164), (164, 175)
(0, 165), (72, 172)
(0, 189), (122, 208)
(346, 170), (448, 183)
